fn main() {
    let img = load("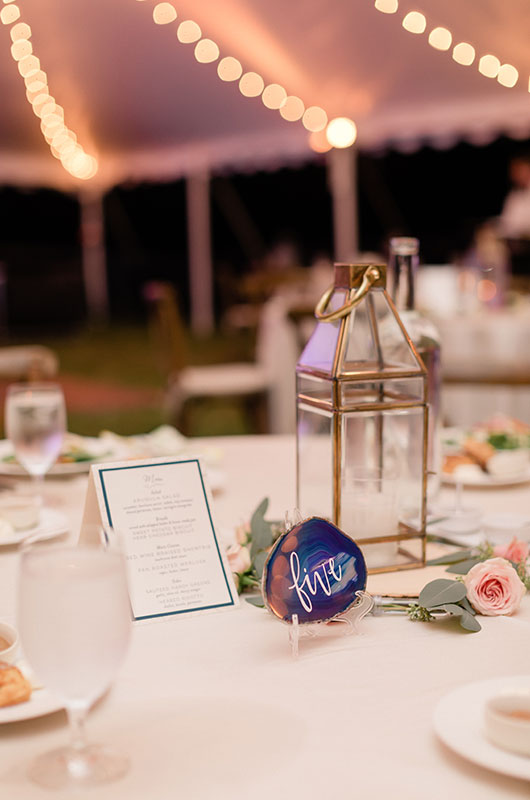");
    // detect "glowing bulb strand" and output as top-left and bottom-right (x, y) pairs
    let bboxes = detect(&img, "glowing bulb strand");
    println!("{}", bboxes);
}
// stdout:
(147, 1), (356, 151)
(373, 0), (524, 91)
(1, 5), (98, 179)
